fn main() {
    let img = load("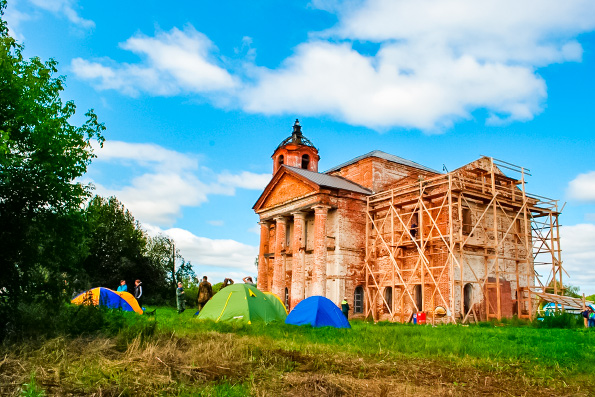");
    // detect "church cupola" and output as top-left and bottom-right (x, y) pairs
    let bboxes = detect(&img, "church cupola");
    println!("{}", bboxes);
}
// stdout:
(272, 119), (320, 174)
